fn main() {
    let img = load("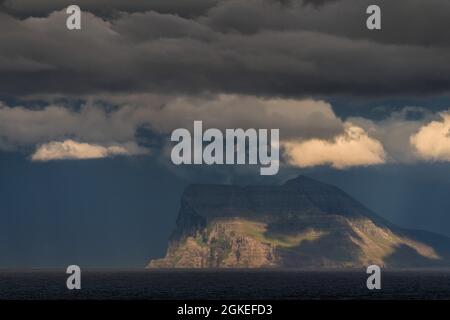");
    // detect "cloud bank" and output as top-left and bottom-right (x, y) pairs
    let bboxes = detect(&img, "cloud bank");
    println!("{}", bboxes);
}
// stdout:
(0, 0), (450, 97)
(0, 95), (343, 151)
(4, 96), (450, 169)
(2, 96), (450, 169)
